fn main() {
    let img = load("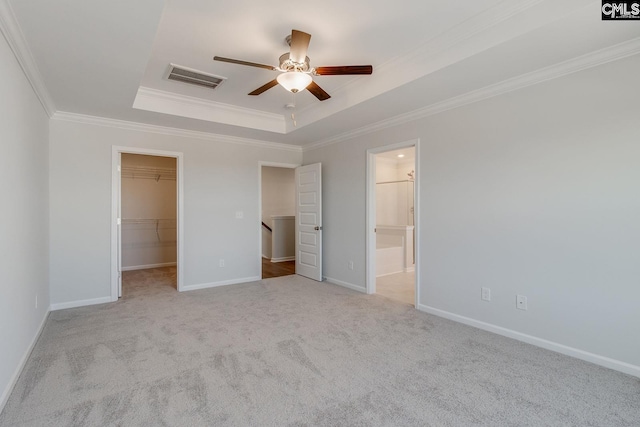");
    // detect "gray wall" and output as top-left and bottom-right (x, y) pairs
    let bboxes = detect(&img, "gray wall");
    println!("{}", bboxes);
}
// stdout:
(49, 120), (302, 304)
(303, 54), (640, 369)
(0, 33), (50, 409)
